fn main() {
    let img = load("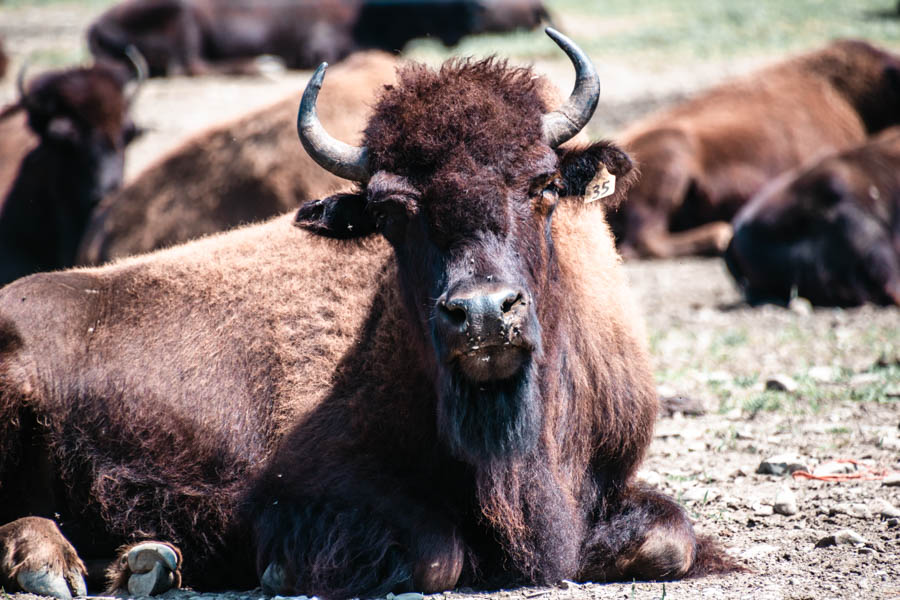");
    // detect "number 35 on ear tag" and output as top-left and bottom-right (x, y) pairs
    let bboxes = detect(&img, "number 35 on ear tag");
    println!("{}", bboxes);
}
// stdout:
(585, 166), (616, 204)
